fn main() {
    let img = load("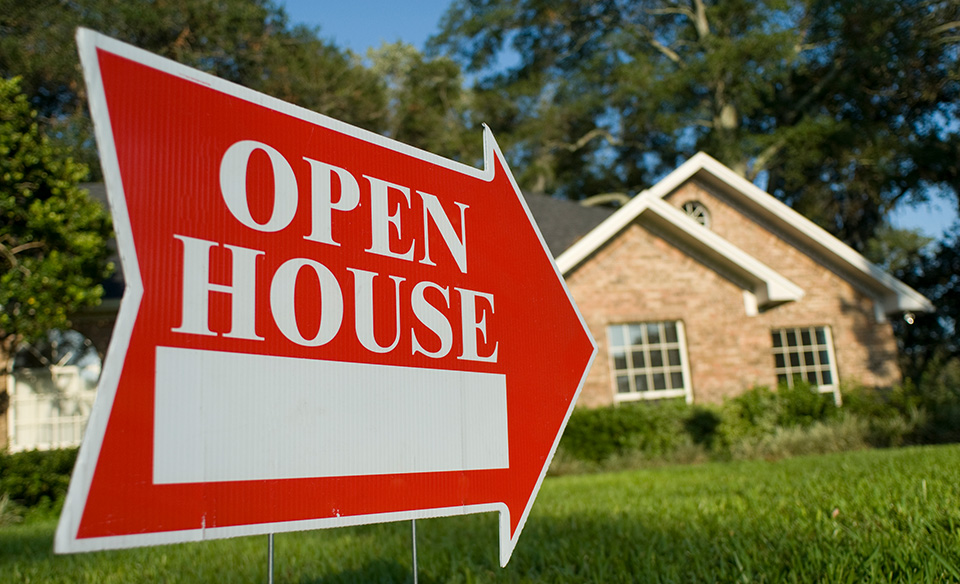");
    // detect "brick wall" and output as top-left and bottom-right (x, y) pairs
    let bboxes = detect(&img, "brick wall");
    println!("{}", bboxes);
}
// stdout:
(567, 178), (900, 407)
